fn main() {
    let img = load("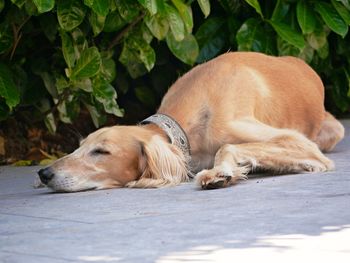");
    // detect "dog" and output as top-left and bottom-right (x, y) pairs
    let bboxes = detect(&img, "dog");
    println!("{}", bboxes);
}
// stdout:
(37, 52), (345, 192)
